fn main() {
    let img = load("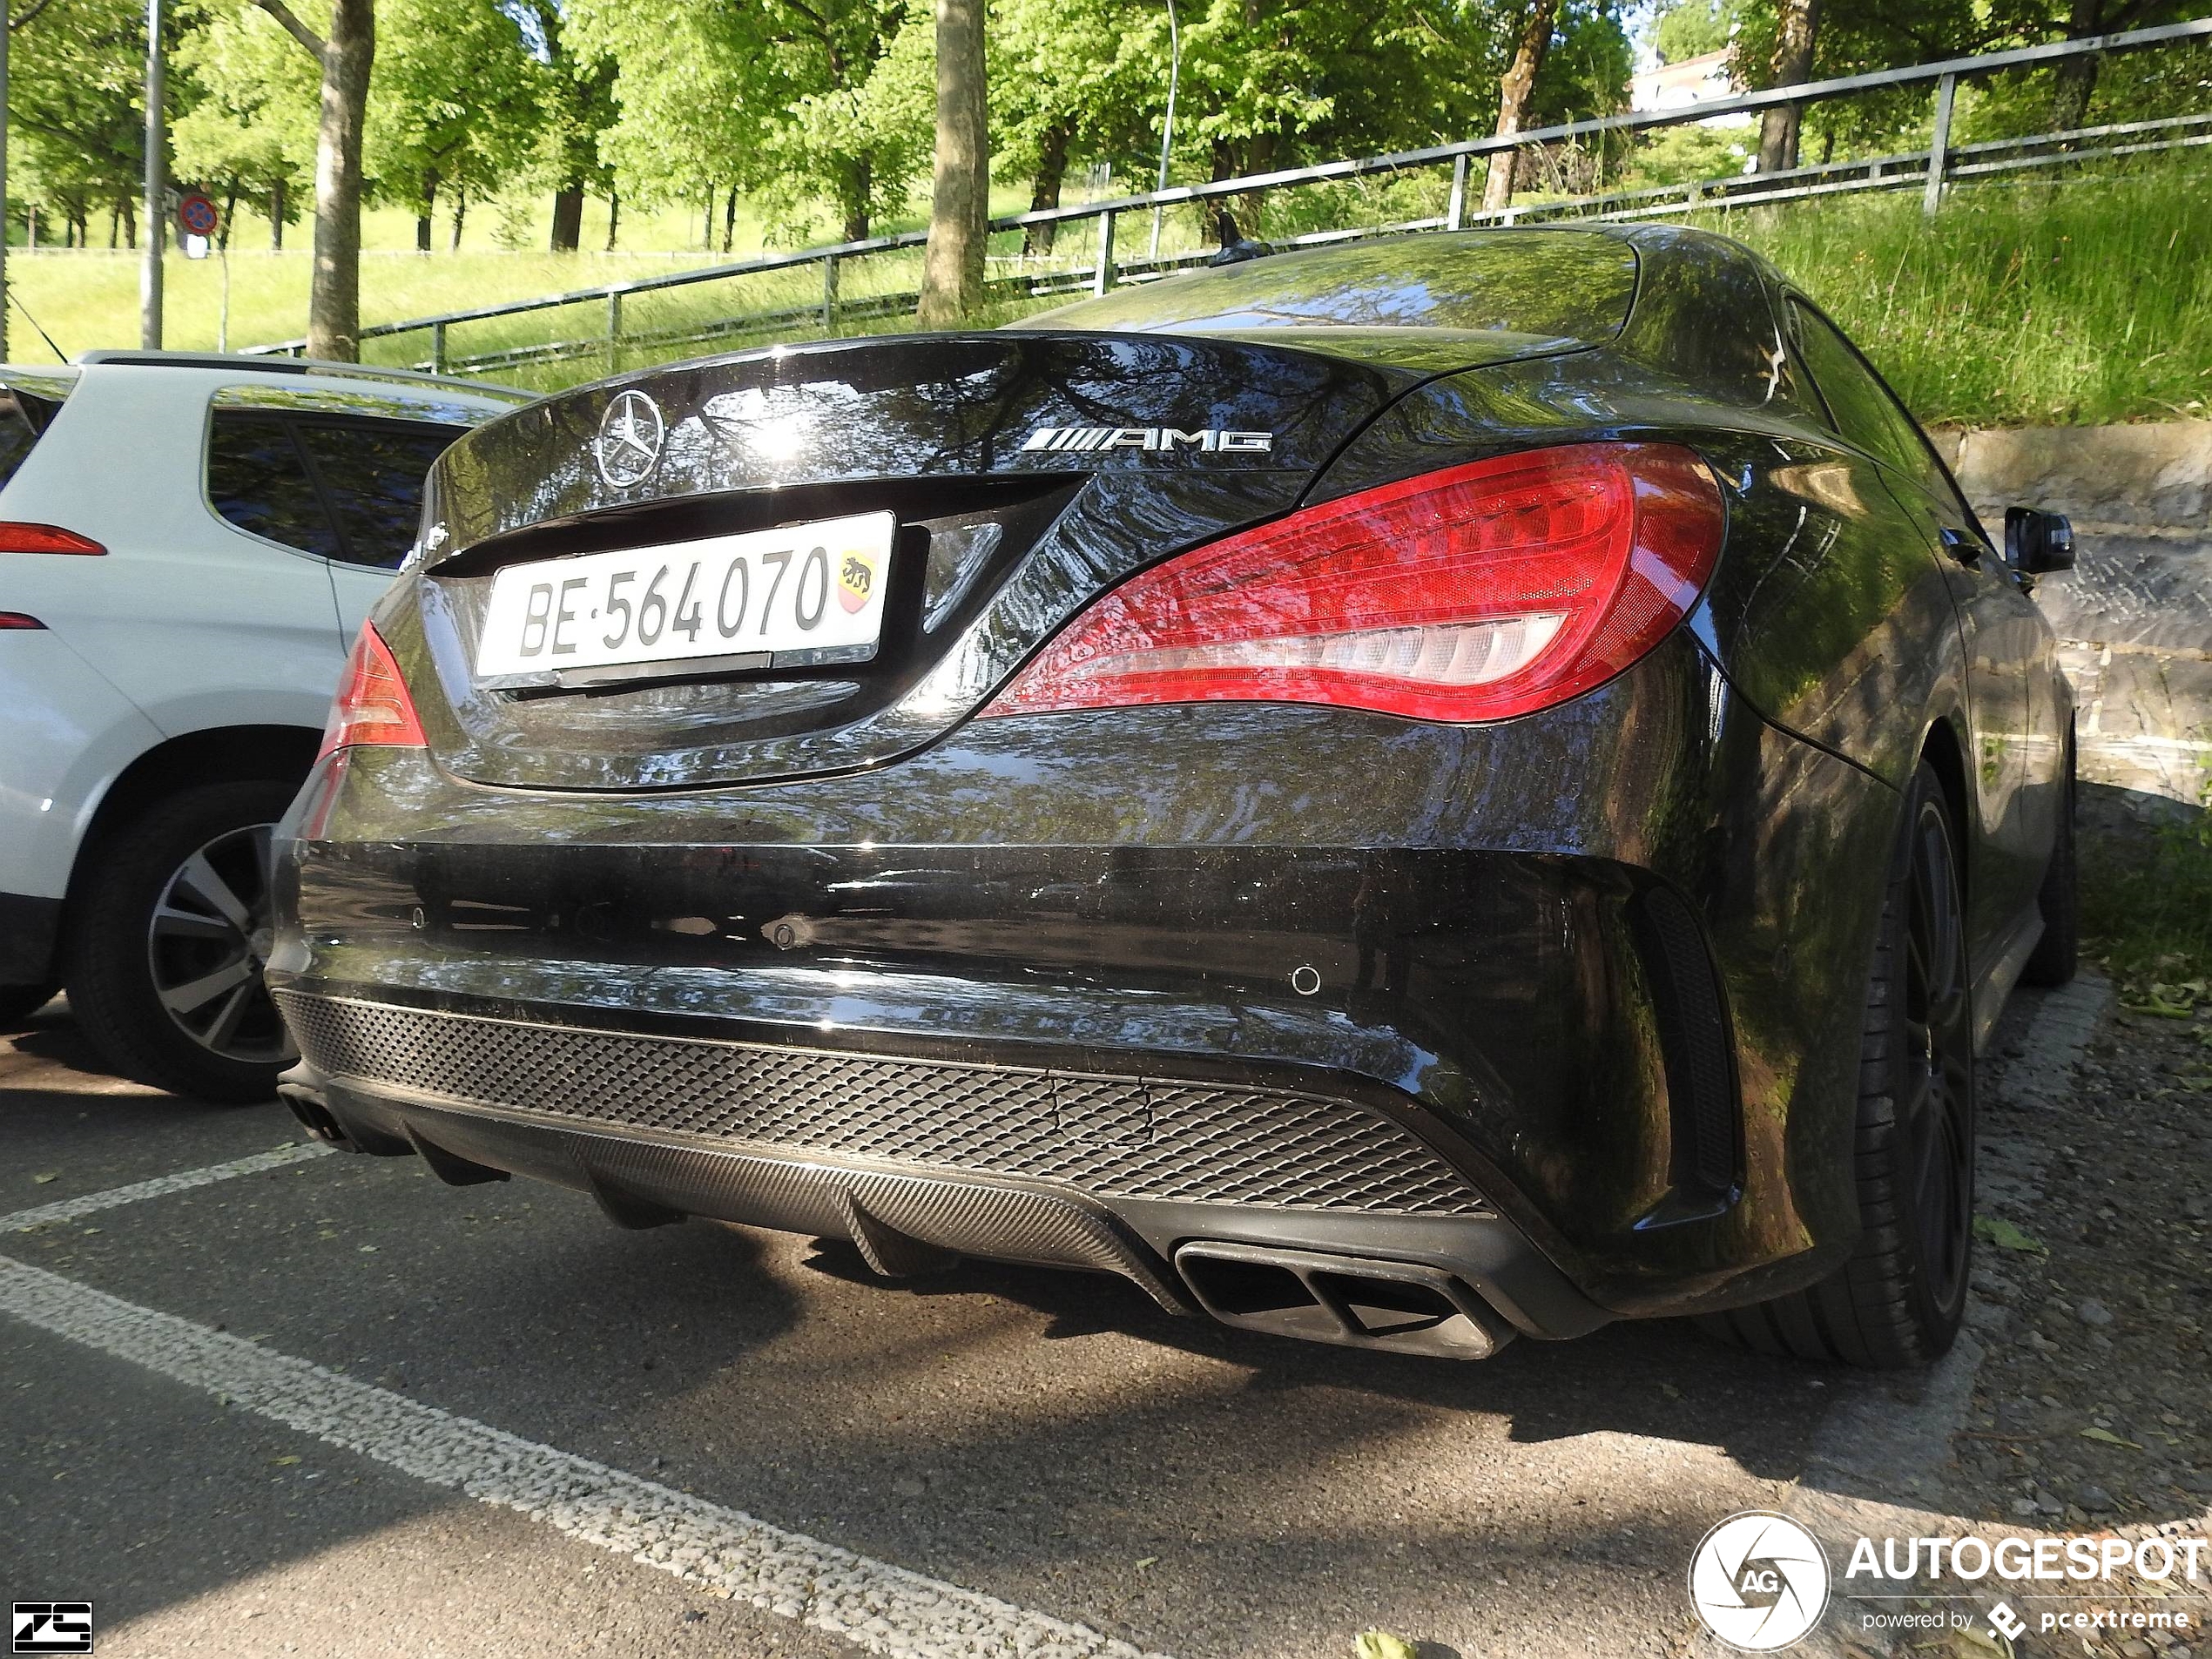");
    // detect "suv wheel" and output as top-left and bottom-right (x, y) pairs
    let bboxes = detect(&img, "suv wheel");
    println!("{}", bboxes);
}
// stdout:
(67, 780), (300, 1103)
(1702, 760), (1975, 1367)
